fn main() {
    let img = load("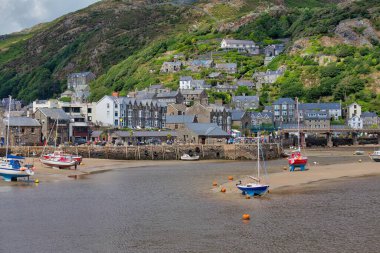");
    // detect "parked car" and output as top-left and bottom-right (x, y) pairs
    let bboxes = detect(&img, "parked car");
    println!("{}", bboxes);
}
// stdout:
(74, 138), (87, 146)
